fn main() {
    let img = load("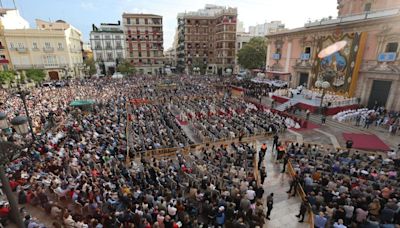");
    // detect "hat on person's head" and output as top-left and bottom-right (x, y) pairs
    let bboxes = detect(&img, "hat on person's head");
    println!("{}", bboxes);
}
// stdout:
(219, 206), (225, 211)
